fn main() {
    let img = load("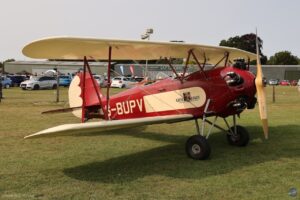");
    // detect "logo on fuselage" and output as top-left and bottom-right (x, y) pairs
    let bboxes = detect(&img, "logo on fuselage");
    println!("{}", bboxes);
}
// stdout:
(144, 87), (206, 113)
(176, 92), (200, 103)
